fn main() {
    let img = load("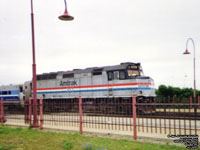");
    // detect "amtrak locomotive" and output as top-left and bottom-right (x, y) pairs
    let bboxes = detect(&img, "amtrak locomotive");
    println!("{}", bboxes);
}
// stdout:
(36, 62), (155, 101)
(0, 62), (155, 103)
